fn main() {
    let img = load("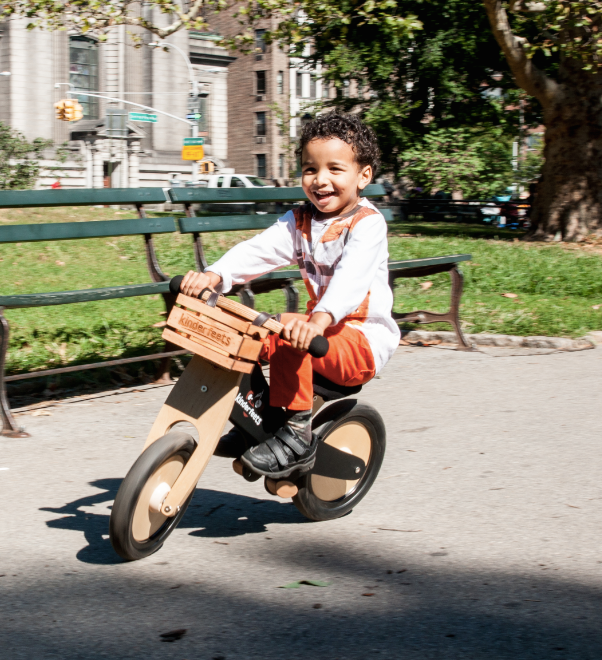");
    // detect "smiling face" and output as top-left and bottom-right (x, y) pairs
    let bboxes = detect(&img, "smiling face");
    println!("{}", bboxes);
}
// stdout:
(301, 138), (373, 218)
